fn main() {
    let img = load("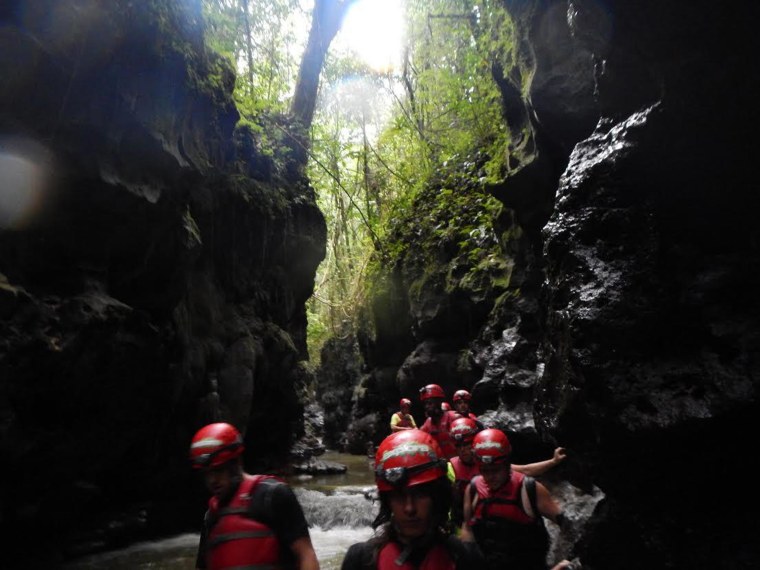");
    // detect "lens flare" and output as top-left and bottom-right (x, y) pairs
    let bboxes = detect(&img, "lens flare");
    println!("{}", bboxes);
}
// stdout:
(0, 137), (54, 230)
